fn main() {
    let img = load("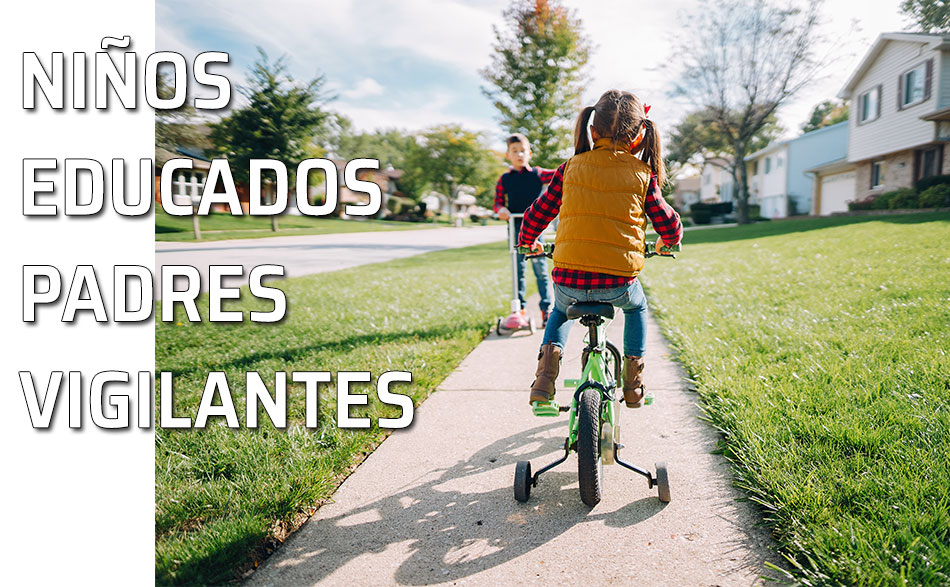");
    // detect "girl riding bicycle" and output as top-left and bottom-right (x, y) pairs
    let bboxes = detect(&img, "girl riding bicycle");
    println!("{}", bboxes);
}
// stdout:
(519, 89), (683, 409)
